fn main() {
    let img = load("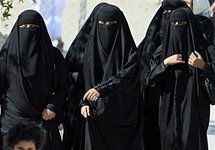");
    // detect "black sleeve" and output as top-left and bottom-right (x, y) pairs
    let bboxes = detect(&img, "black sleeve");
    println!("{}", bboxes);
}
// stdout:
(202, 44), (215, 78)
(145, 45), (170, 87)
(0, 47), (7, 105)
(94, 50), (139, 97)
(47, 47), (69, 113)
